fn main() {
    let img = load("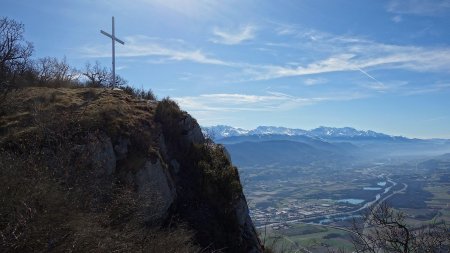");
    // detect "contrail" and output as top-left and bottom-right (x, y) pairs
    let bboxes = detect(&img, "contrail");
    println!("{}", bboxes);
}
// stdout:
(355, 67), (386, 90)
